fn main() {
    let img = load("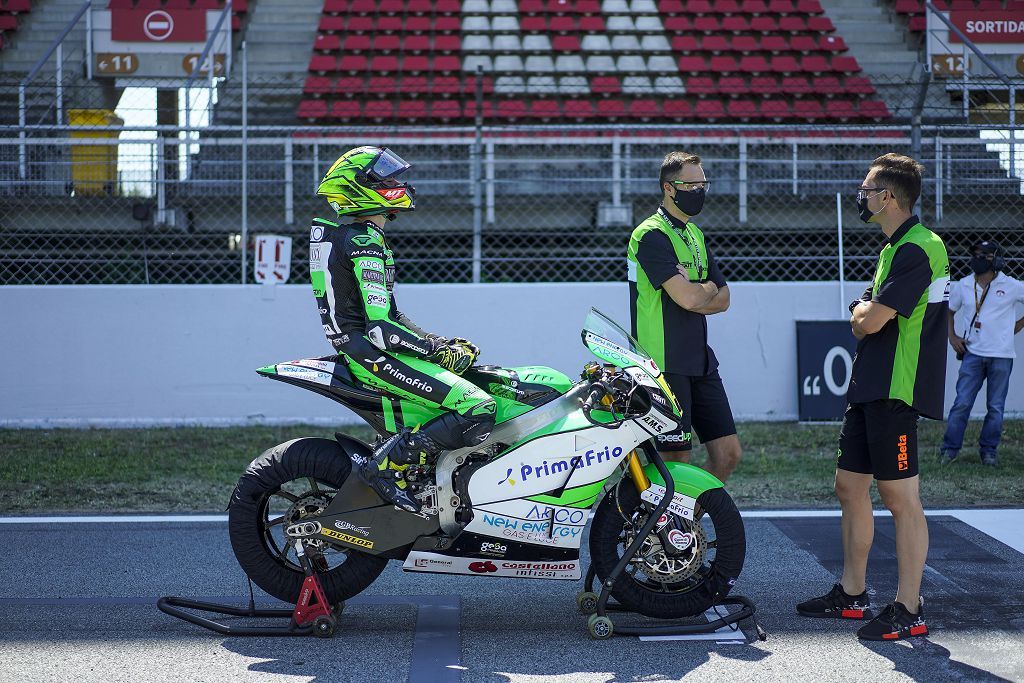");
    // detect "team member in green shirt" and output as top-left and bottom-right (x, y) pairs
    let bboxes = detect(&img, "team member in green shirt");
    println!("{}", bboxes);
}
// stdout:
(797, 153), (950, 642)
(627, 151), (740, 483)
